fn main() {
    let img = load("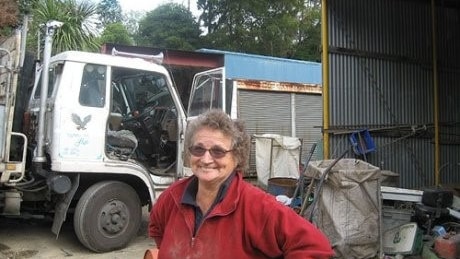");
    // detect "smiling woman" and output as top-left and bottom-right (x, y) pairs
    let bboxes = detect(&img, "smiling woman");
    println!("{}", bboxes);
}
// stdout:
(148, 109), (335, 259)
